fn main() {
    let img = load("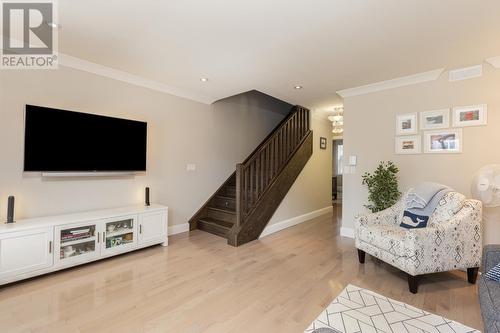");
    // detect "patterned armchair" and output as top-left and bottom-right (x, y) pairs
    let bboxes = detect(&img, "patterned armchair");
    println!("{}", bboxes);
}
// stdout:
(355, 191), (482, 293)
